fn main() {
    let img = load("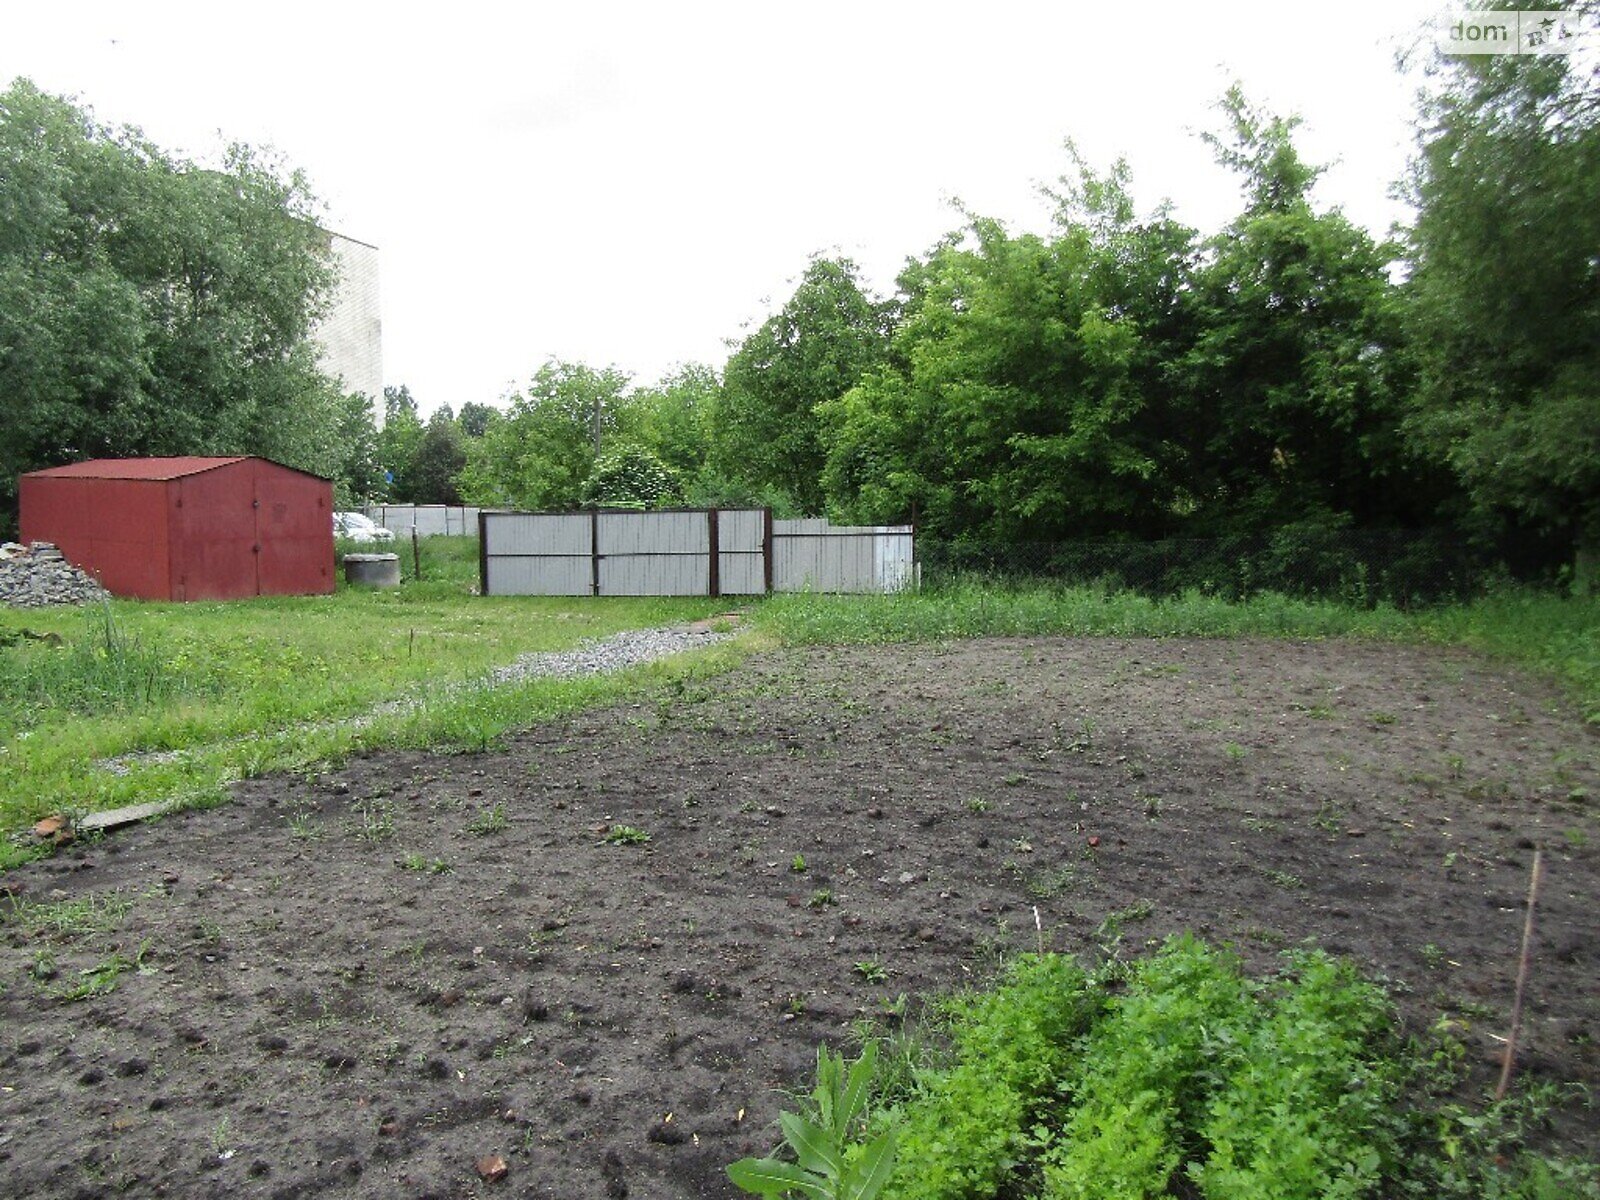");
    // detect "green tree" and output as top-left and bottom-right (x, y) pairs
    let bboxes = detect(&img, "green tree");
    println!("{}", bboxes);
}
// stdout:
(457, 401), (495, 438)
(1172, 86), (1423, 534)
(718, 257), (891, 514)
(331, 391), (383, 507)
(1402, 9), (1600, 587)
(404, 410), (467, 504)
(0, 78), (343, 528)
(821, 154), (1198, 541)
(627, 361), (768, 504)
(580, 445), (683, 509)
(377, 384), (424, 497)
(631, 363), (718, 477)
(457, 359), (633, 509)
